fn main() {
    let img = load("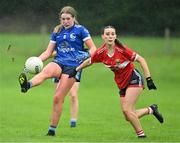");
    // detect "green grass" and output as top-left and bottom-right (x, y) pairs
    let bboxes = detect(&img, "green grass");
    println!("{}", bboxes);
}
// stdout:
(0, 34), (180, 142)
